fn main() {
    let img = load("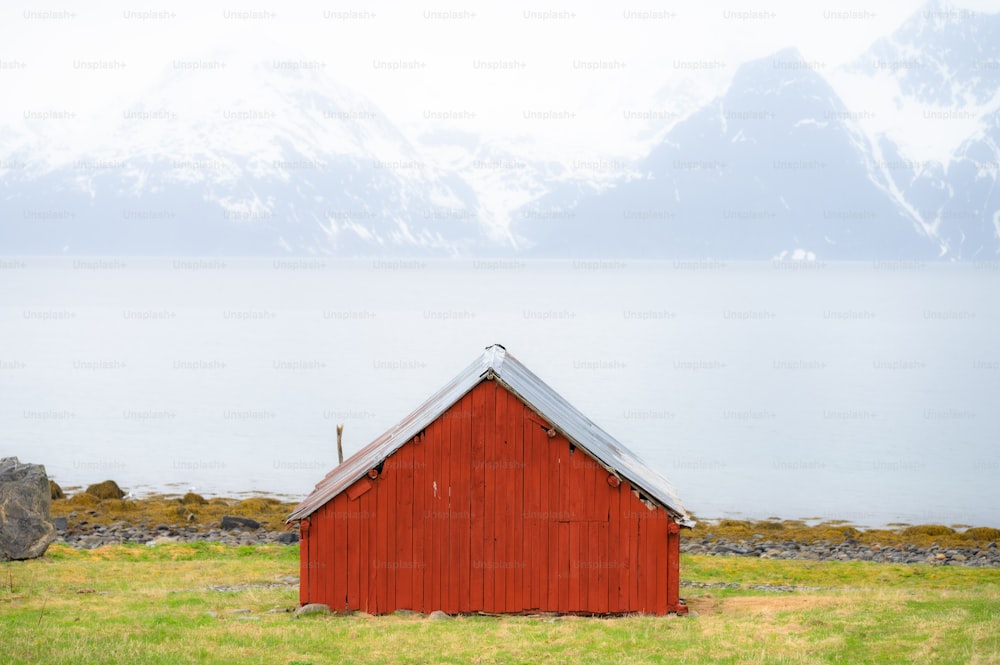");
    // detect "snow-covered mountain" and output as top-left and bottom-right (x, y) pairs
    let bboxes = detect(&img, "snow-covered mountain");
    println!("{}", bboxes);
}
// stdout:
(514, 2), (1000, 259)
(0, 59), (499, 256)
(835, 0), (1000, 259)
(513, 48), (935, 259)
(1, 1), (997, 259)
